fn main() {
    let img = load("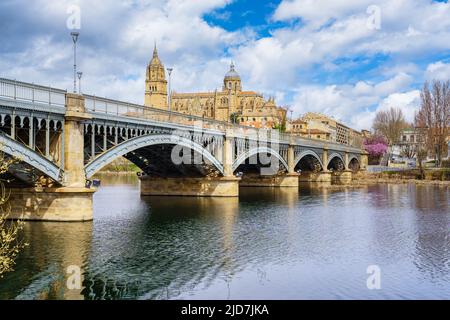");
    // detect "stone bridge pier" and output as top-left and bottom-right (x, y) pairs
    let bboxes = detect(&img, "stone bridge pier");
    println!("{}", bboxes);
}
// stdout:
(9, 93), (95, 222)
(139, 131), (241, 197)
